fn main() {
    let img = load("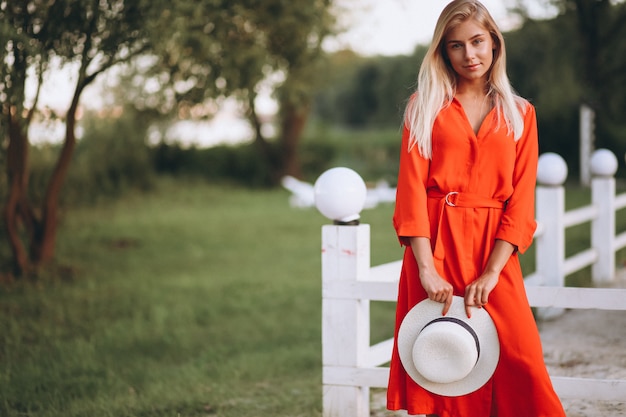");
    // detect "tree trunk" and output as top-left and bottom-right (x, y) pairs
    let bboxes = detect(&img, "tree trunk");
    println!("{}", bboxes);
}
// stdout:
(2, 54), (43, 276)
(3, 109), (32, 275)
(247, 93), (281, 185)
(280, 99), (309, 179)
(249, 93), (272, 159)
(30, 89), (81, 264)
